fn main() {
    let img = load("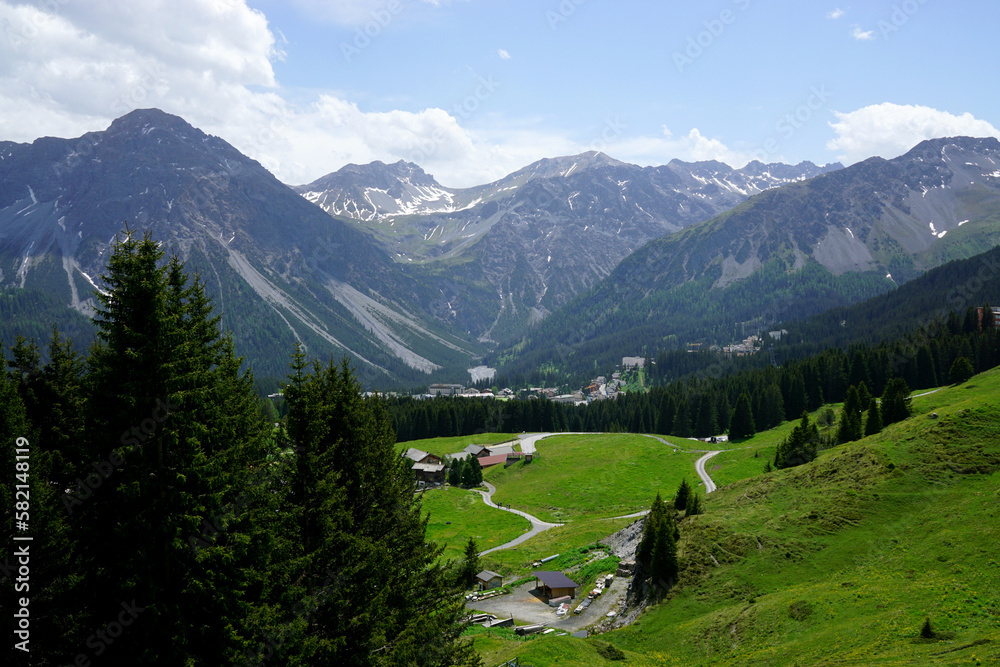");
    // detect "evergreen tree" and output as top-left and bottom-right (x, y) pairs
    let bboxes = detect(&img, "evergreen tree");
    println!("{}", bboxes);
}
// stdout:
(649, 522), (678, 593)
(916, 346), (938, 388)
(448, 459), (463, 486)
(694, 394), (717, 438)
(461, 537), (480, 588)
(837, 385), (864, 443)
(280, 356), (480, 665)
(785, 373), (807, 420)
(657, 395), (675, 435)
(80, 231), (265, 663)
(729, 392), (756, 440)
(1, 359), (85, 663)
(461, 456), (476, 487)
(672, 397), (692, 438)
(775, 412), (819, 469)
(469, 455), (484, 486)
(636, 493), (667, 571)
(880, 377), (912, 426)
(949, 356), (975, 385)
(759, 383), (785, 429)
(716, 392), (732, 434)
(673, 478), (692, 512)
(863, 396), (882, 436)
(685, 491), (702, 517)
(856, 381), (872, 412)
